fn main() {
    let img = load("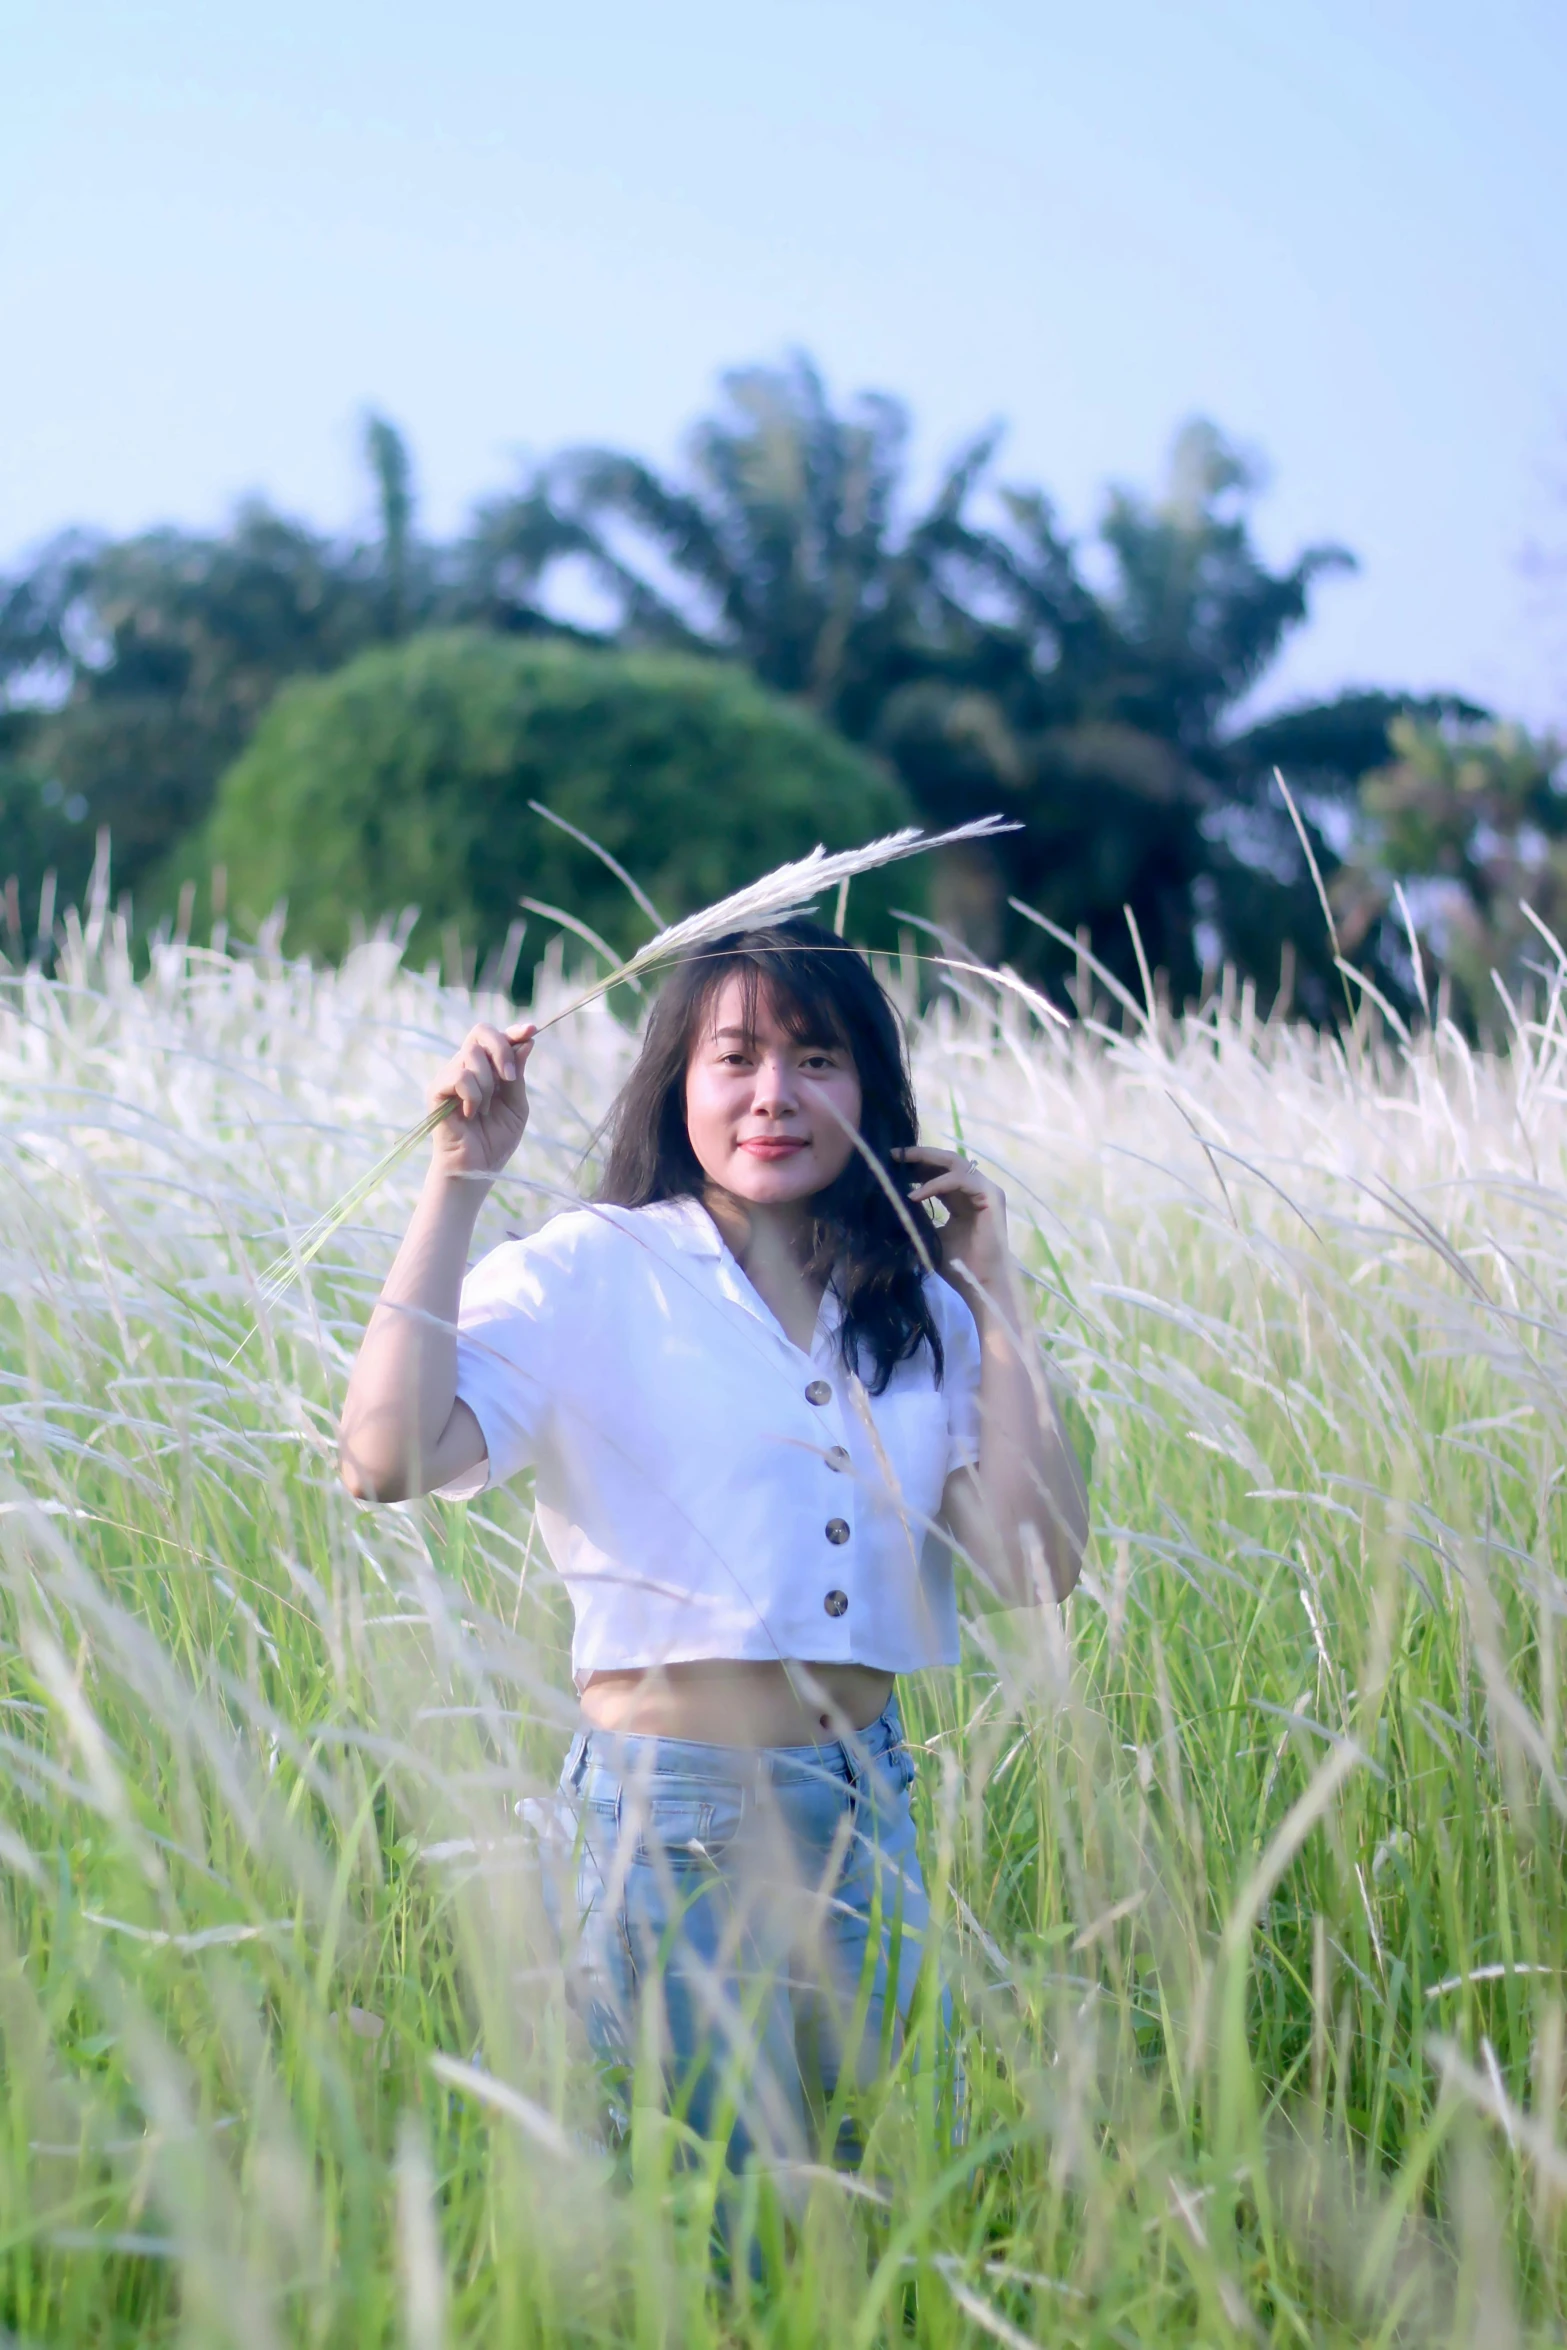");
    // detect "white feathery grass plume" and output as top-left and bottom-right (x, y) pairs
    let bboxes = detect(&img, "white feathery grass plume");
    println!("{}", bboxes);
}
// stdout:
(246, 814), (1017, 1316)
(604, 818), (1007, 986)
